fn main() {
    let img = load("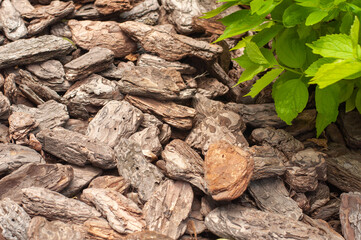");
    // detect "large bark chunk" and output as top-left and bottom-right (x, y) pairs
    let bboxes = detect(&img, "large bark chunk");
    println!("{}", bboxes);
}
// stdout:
(119, 21), (223, 61)
(226, 102), (286, 128)
(63, 74), (123, 119)
(161, 0), (218, 34)
(0, 163), (73, 203)
(119, 0), (160, 25)
(248, 177), (303, 220)
(8, 111), (38, 142)
(306, 182), (330, 213)
(81, 188), (145, 234)
(88, 175), (130, 194)
(196, 77), (229, 99)
(0, 35), (74, 69)
(64, 47), (114, 82)
(143, 180), (193, 239)
(128, 126), (162, 157)
(26, 60), (70, 92)
(0, 92), (10, 120)
(21, 187), (101, 223)
(61, 165), (102, 197)
(68, 20), (137, 58)
(94, 0), (133, 15)
(205, 141), (253, 201)
(326, 148), (361, 192)
(0, 0), (27, 40)
(340, 192), (361, 240)
(27, 216), (86, 240)
(251, 127), (304, 159)
(0, 144), (43, 175)
(37, 127), (116, 169)
(83, 218), (124, 240)
(137, 54), (196, 74)
(285, 149), (327, 192)
(249, 145), (287, 180)
(11, 100), (69, 133)
(86, 100), (143, 148)
(115, 138), (164, 202)
(22, 1), (75, 36)
(124, 231), (173, 240)
(339, 111), (361, 149)
(162, 139), (206, 192)
(126, 95), (196, 130)
(186, 112), (248, 154)
(0, 198), (30, 240)
(118, 66), (195, 100)
(205, 204), (332, 240)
